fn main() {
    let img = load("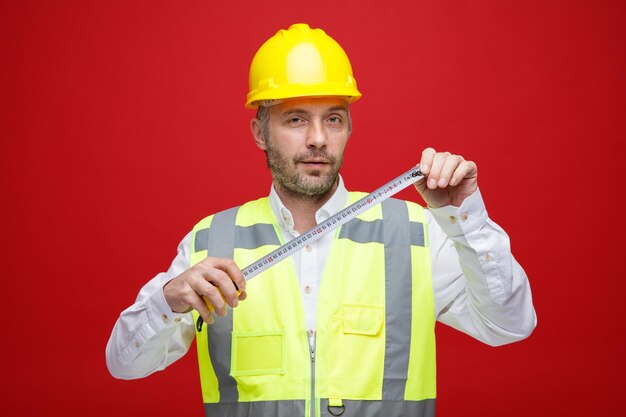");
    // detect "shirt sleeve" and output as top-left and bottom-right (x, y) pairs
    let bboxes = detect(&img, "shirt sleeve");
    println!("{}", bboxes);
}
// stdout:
(105, 232), (196, 379)
(428, 188), (537, 346)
